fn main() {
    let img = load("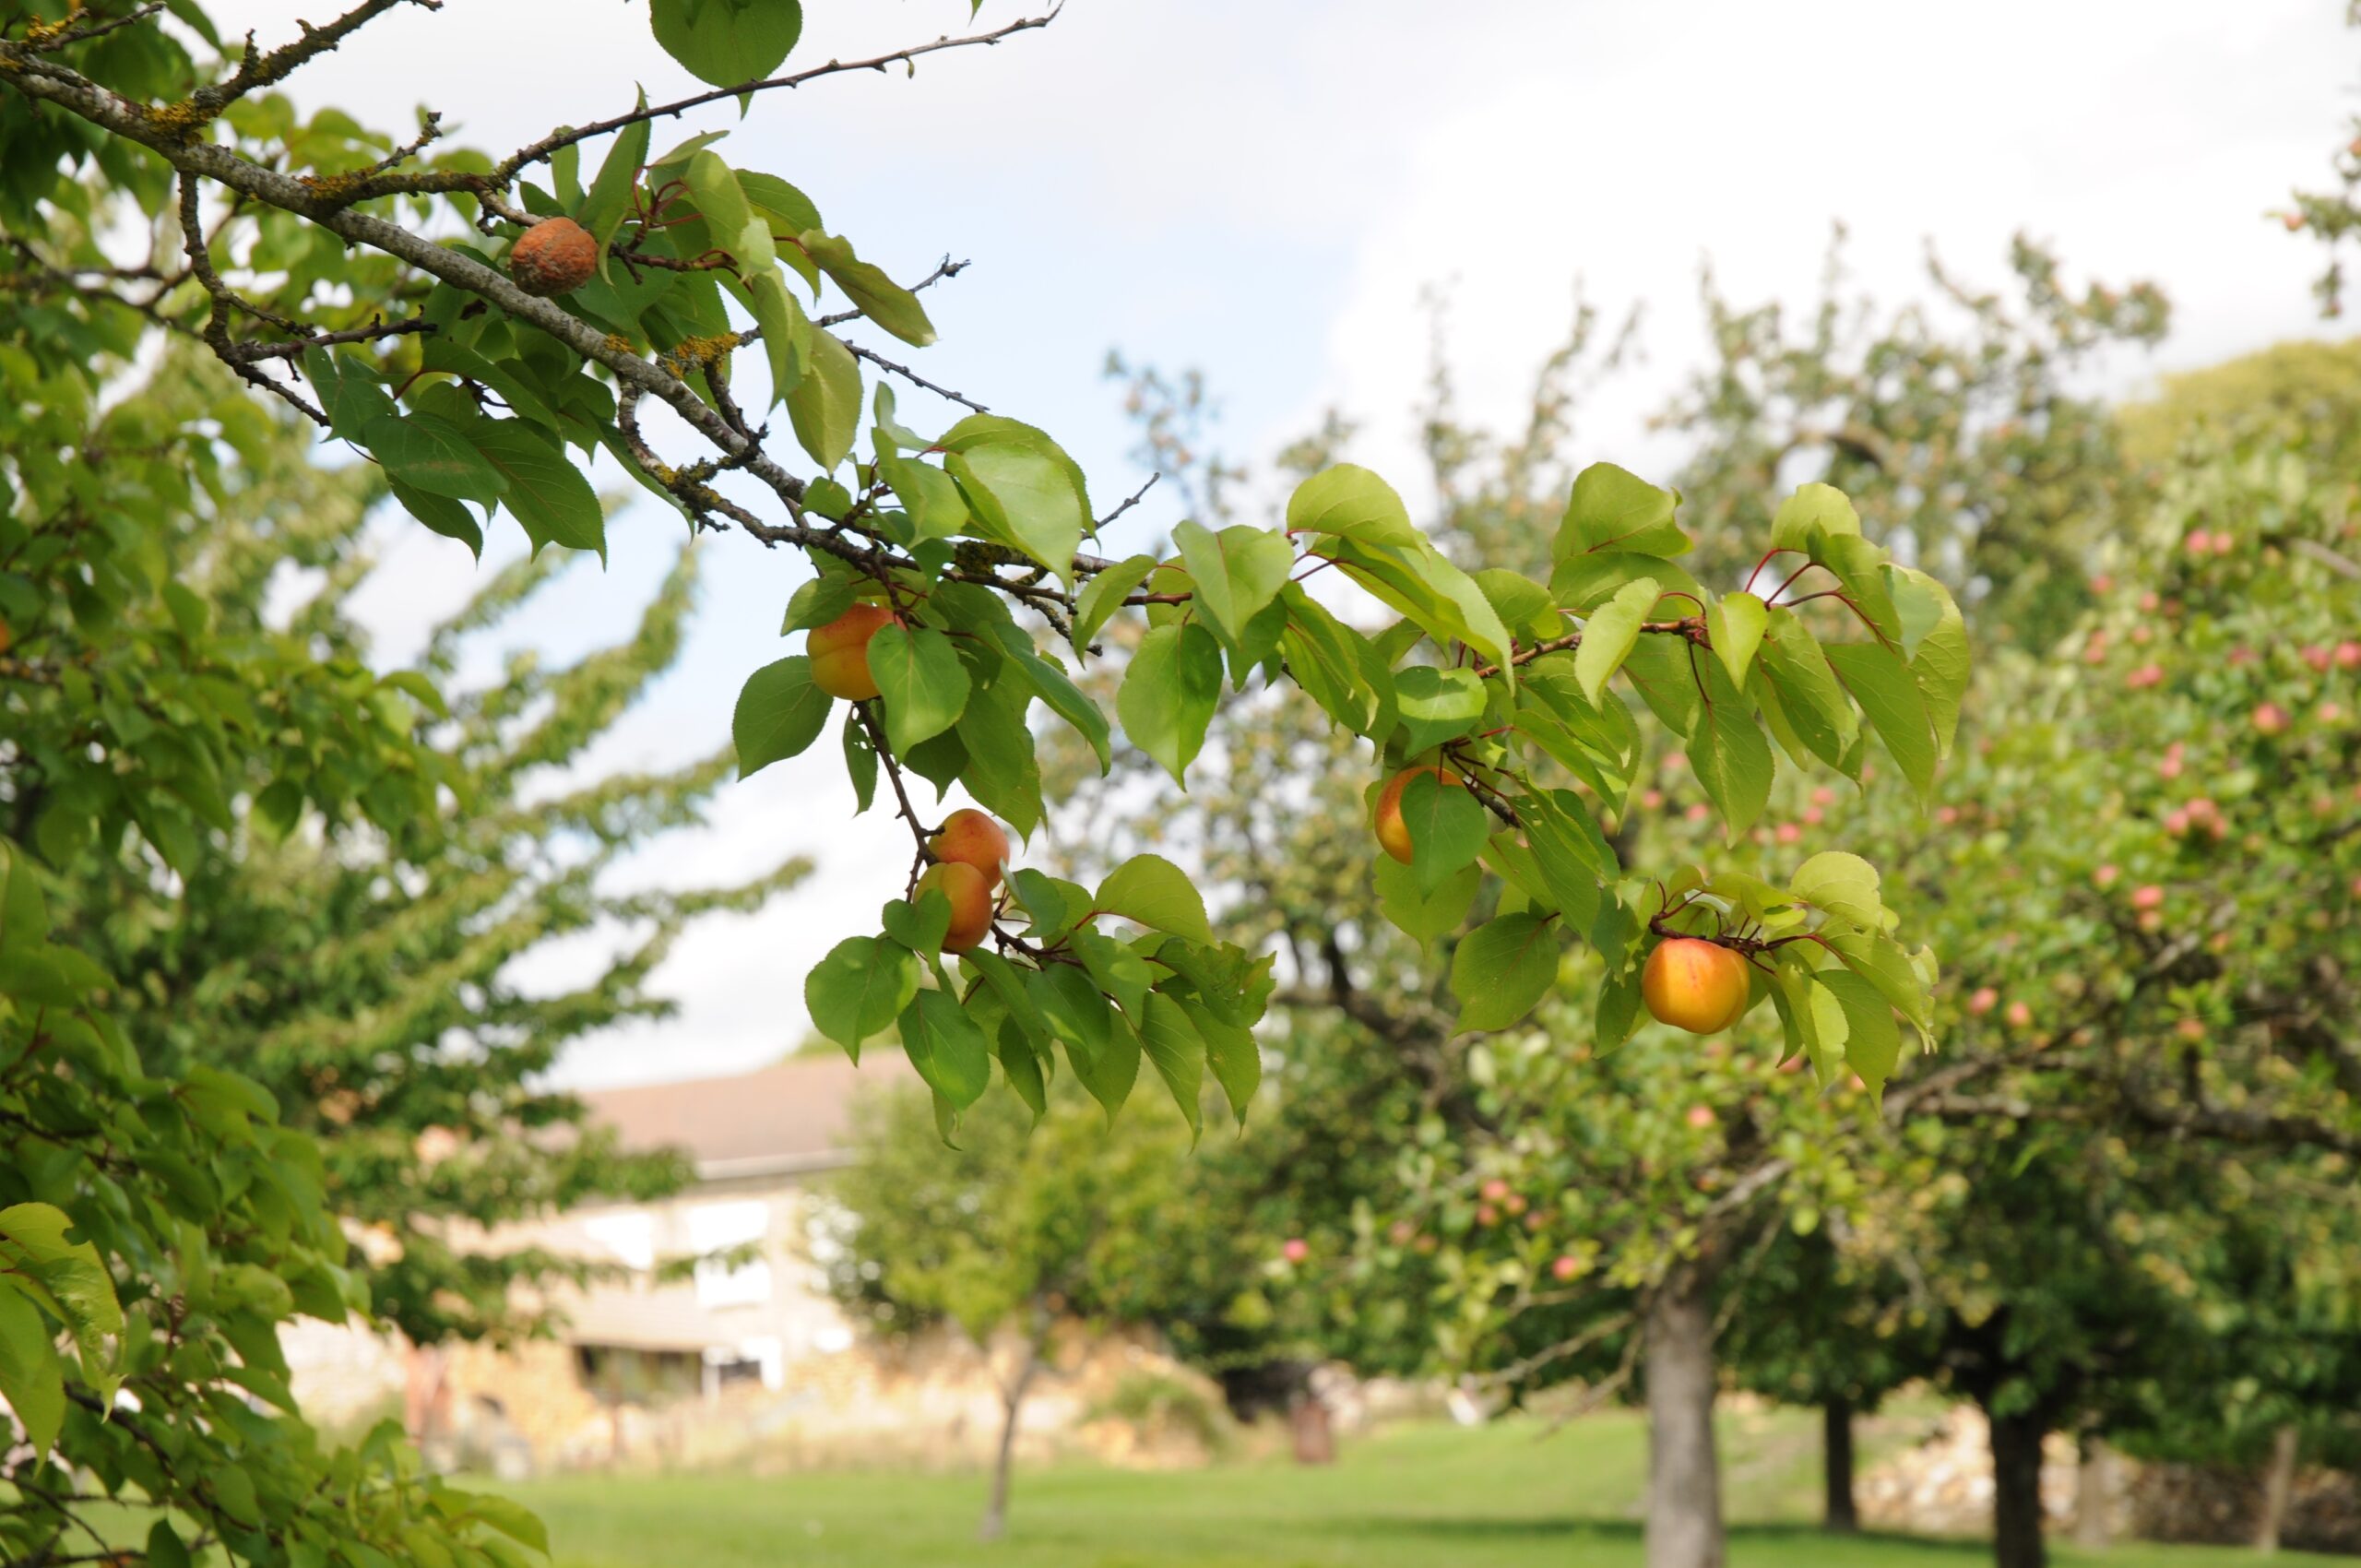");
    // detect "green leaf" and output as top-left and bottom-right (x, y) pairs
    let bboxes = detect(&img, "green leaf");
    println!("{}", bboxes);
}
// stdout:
(1550, 551), (1704, 614)
(682, 151), (765, 272)
(1137, 992), (1205, 1140)
(882, 892), (951, 956)
(1790, 850), (1882, 930)
(1391, 665), (1487, 754)
(363, 411), (506, 506)
(1755, 608), (1860, 771)
(1556, 461), (1686, 560)
(1810, 531), (1904, 645)
(1117, 622), (1224, 786)
(0, 1286), (62, 1455)
(899, 989), (991, 1110)
(1398, 769), (1489, 897)
(1707, 590), (1768, 689)
(1474, 567), (1556, 637)
(1690, 664), (1775, 838)
(1373, 856), (1482, 943)
(456, 1493), (553, 1558)
(747, 268), (813, 402)
(869, 381), (932, 451)
(305, 346), (396, 442)
(1175, 995), (1260, 1123)
(472, 421), (607, 560)
(938, 415), (1093, 525)
(874, 448), (967, 542)
(1097, 853), (1215, 944)
(1823, 641), (1938, 806)
(649, 0), (802, 84)
(782, 574), (857, 634)
(1770, 481), (1860, 553)
(996, 1016), (1048, 1119)
(950, 445), (1086, 588)
(1032, 966), (1134, 1118)
(1773, 960), (1849, 1080)
(1070, 927), (1155, 1021)
(787, 328), (860, 469)
(954, 677), (1044, 838)
(867, 624), (970, 755)
(983, 622), (1111, 772)
(1573, 576), (1659, 705)
(1452, 913), (1561, 1032)
(842, 708), (877, 812)
(1816, 968), (1901, 1097)
(1172, 521), (1294, 652)
(386, 477), (482, 557)
(146, 1522), (194, 1568)
(731, 656), (831, 778)
(1319, 534), (1515, 682)
(580, 100), (652, 280)
(1285, 463), (1420, 546)
(1008, 869), (1082, 940)
(805, 936), (920, 1059)
(1278, 586), (1382, 737)
(963, 949), (1057, 1047)
(1826, 930), (1934, 1038)
(421, 338), (562, 433)
(1901, 572), (1970, 754)
(1517, 789), (1610, 930)
(1074, 554), (1157, 648)
(796, 230), (936, 347)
